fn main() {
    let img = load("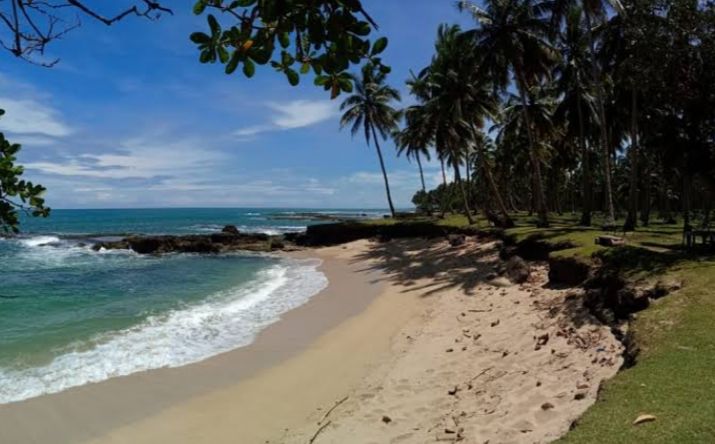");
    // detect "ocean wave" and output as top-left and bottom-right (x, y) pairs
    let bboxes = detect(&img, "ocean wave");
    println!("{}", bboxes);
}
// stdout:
(18, 235), (61, 247)
(0, 258), (328, 404)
